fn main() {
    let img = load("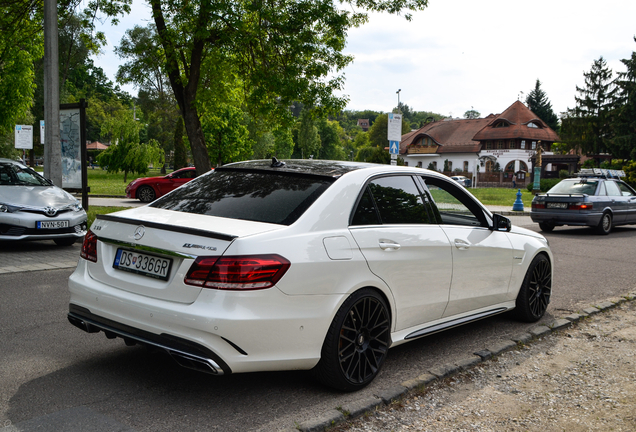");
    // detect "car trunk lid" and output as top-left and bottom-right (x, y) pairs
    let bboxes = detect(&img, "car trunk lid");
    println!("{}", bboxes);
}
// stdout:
(85, 207), (283, 303)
